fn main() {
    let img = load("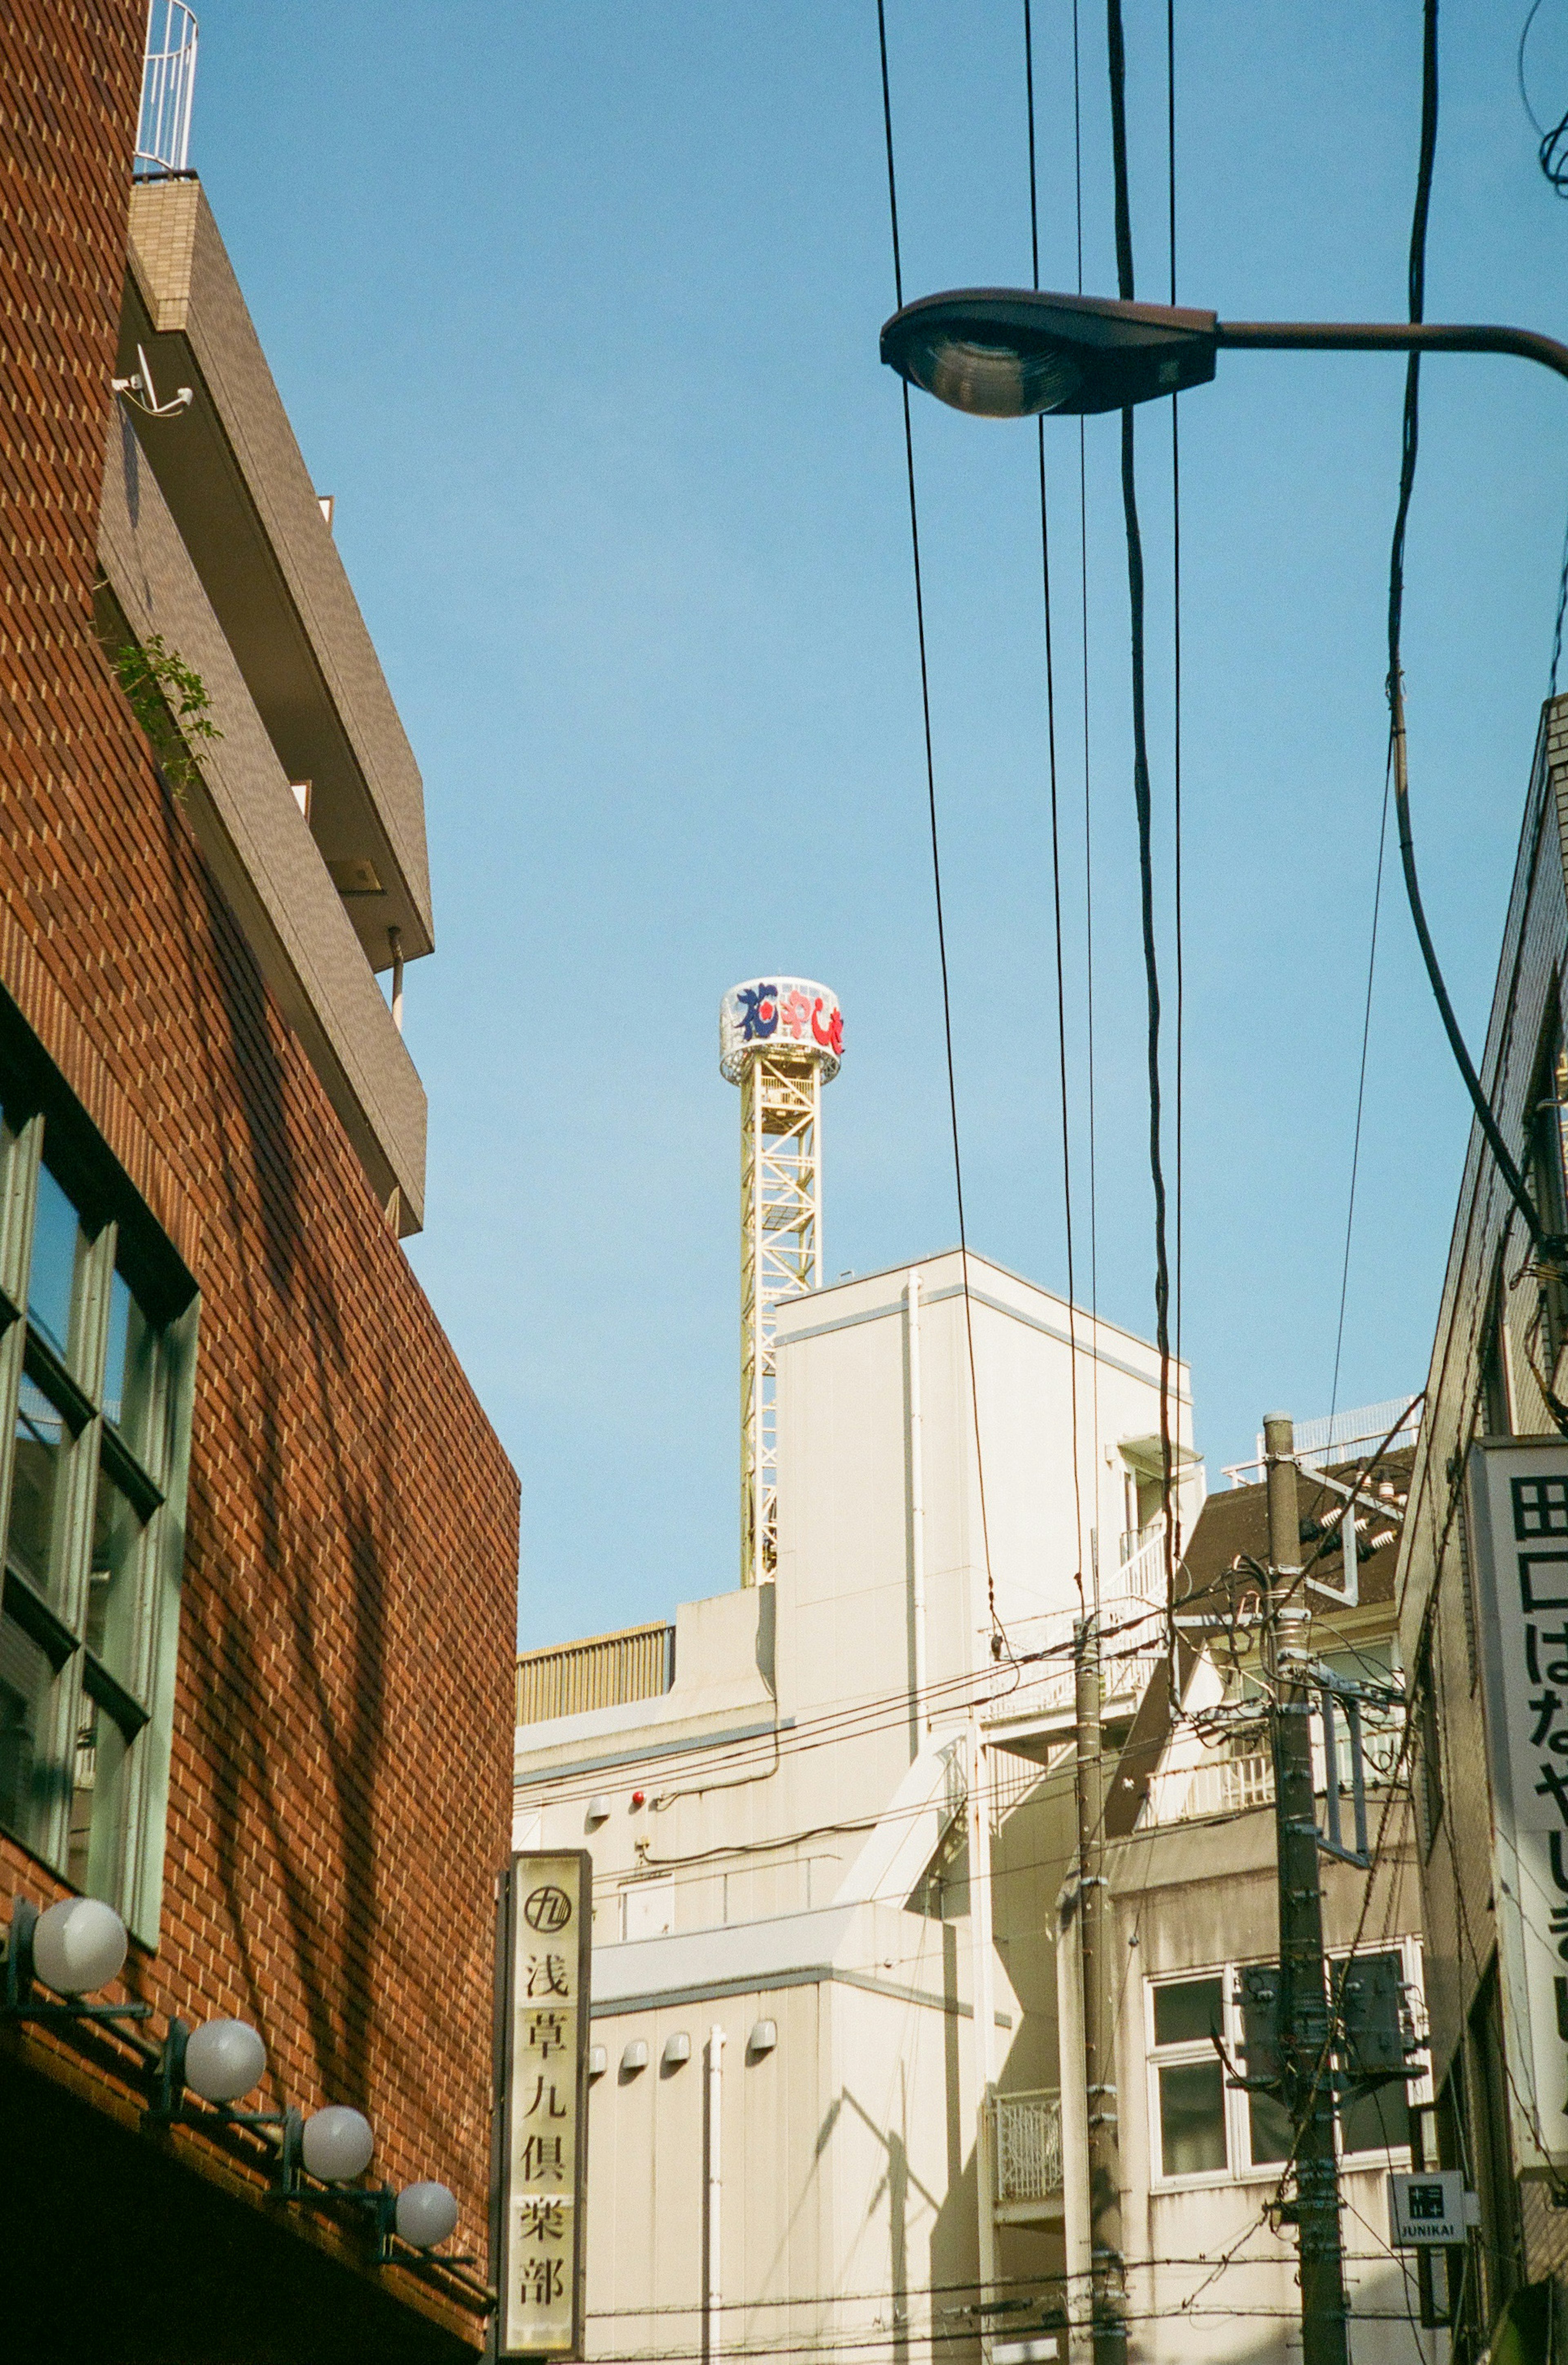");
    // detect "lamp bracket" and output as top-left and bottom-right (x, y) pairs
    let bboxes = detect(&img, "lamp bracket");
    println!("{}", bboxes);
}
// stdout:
(0, 1895), (152, 2043)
